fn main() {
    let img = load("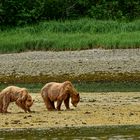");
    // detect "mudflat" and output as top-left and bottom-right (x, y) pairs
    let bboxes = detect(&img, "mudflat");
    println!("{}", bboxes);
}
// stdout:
(0, 92), (140, 129)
